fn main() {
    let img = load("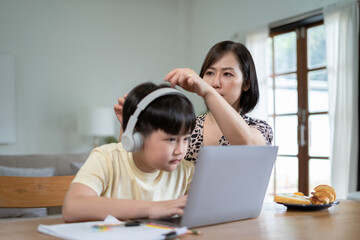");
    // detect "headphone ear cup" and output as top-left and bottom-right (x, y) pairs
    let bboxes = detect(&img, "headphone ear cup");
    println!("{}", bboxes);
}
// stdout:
(121, 132), (134, 152)
(132, 132), (143, 152)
